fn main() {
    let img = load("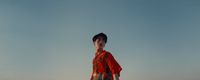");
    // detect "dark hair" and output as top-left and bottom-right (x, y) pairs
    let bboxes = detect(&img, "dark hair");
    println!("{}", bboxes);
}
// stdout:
(92, 33), (107, 43)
